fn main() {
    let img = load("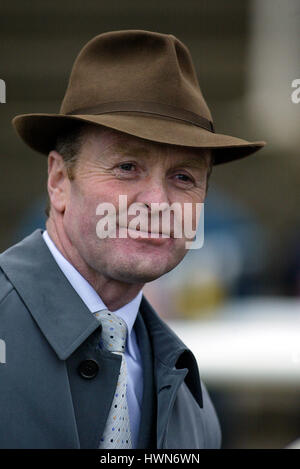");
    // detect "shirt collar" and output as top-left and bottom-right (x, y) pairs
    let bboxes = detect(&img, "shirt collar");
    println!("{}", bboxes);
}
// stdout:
(42, 230), (142, 338)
